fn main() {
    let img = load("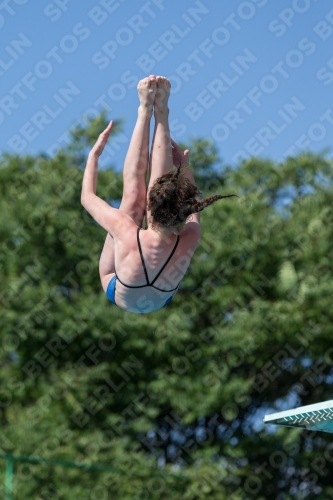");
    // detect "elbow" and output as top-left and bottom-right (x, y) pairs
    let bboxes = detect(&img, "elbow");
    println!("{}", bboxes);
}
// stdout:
(81, 193), (90, 209)
(81, 193), (96, 210)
